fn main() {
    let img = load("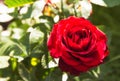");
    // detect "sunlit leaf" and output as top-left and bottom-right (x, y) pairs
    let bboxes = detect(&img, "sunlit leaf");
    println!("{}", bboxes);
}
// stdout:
(91, 70), (99, 78)
(0, 40), (14, 56)
(4, 0), (36, 8)
(0, 39), (28, 57)
(12, 39), (28, 56)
